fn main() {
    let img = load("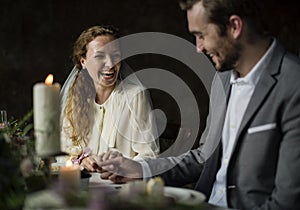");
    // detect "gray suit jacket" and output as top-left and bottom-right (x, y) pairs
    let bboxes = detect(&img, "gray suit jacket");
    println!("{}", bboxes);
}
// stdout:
(146, 42), (300, 210)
